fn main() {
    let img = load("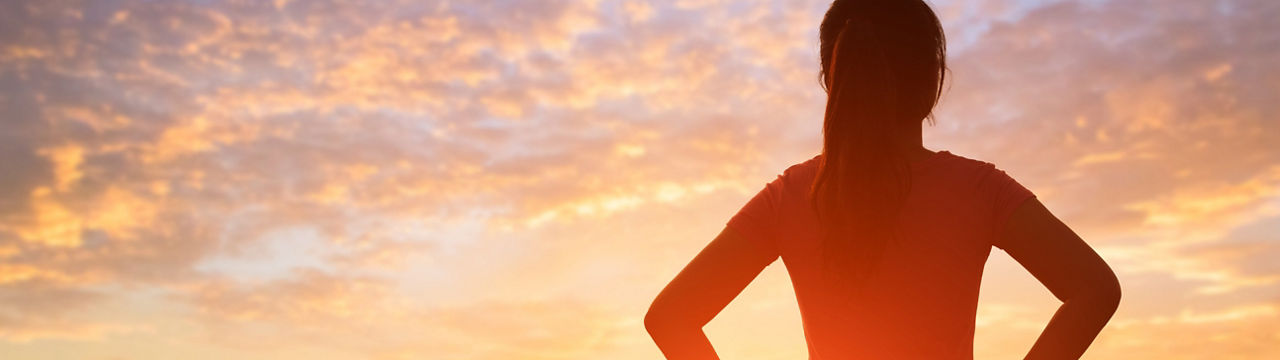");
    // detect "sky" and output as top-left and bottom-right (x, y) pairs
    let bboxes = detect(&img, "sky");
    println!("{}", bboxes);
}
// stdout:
(0, 0), (1277, 359)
